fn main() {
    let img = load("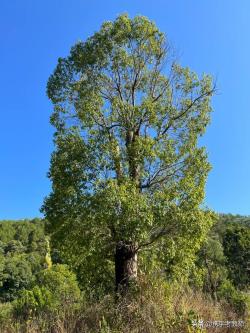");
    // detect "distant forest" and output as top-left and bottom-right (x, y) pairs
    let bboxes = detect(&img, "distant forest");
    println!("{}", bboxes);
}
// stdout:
(0, 214), (249, 332)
